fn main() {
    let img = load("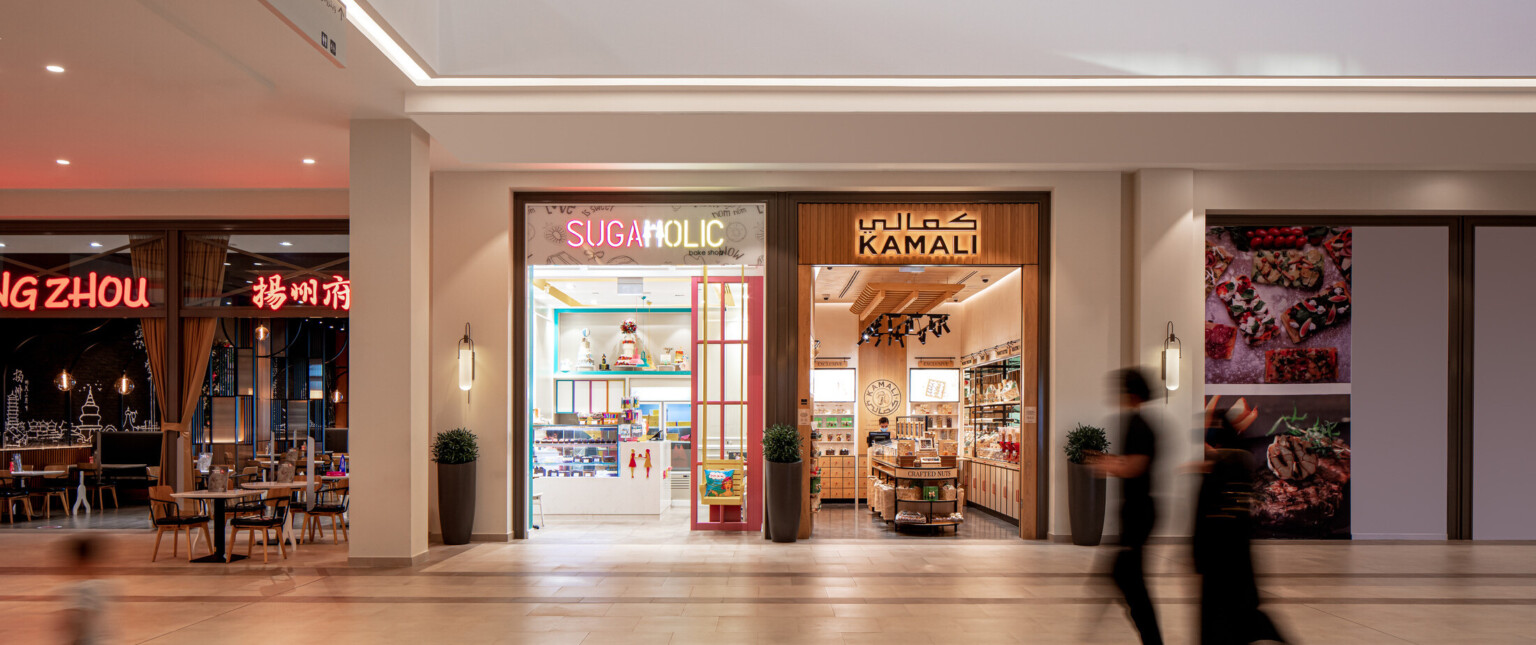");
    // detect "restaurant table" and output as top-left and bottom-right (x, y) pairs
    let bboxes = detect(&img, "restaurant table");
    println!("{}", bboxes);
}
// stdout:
(241, 482), (310, 551)
(170, 490), (262, 563)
